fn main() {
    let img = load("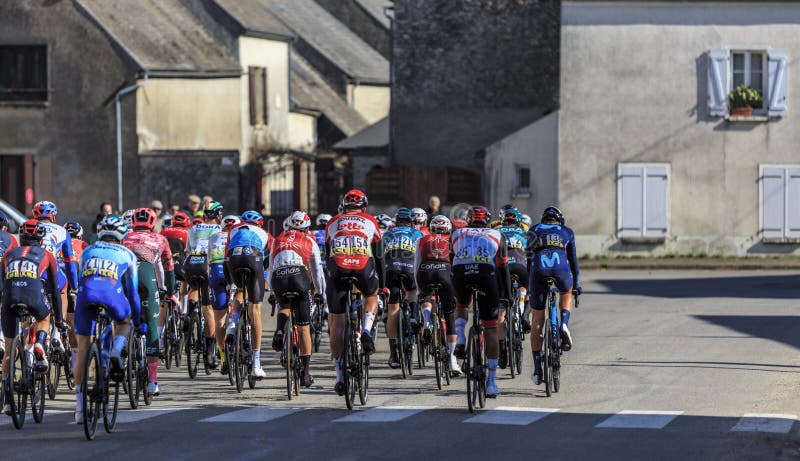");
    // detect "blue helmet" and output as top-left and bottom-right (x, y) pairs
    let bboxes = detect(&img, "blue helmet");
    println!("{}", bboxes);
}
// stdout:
(501, 207), (523, 225)
(97, 214), (128, 241)
(33, 201), (58, 219)
(65, 221), (84, 239)
(241, 210), (263, 225)
(395, 207), (412, 223)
